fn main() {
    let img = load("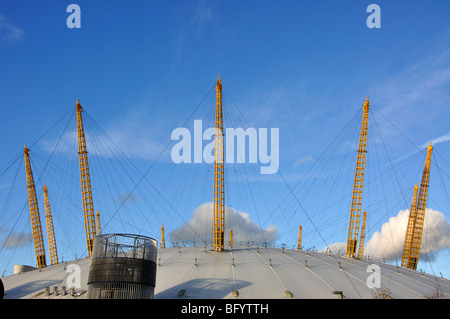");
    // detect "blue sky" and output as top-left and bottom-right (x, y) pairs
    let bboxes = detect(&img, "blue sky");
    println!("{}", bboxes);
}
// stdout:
(0, 1), (449, 279)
